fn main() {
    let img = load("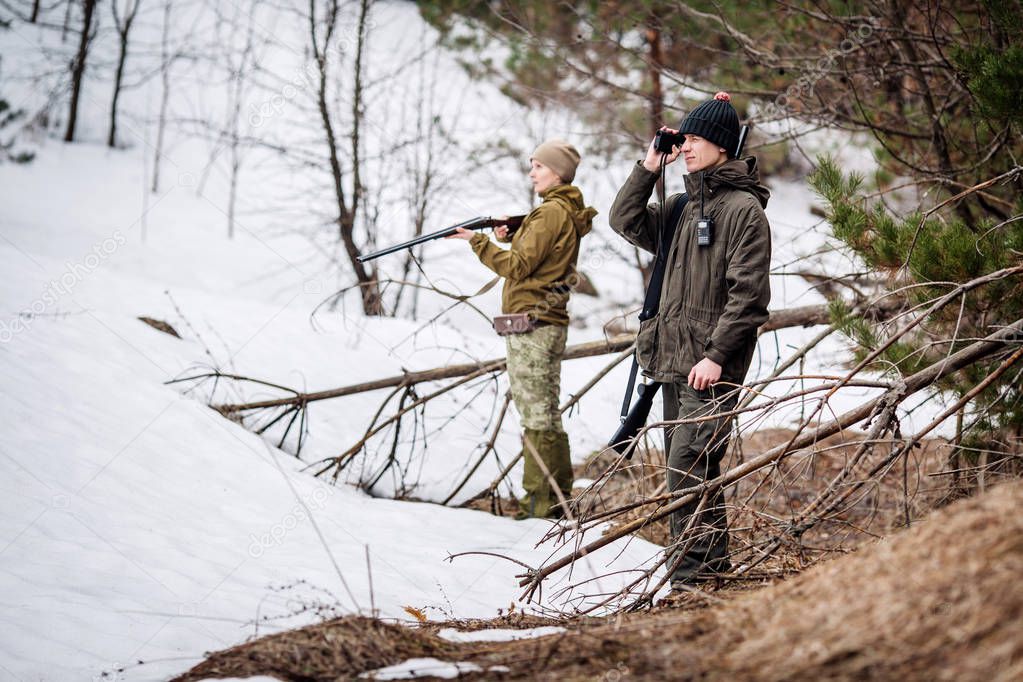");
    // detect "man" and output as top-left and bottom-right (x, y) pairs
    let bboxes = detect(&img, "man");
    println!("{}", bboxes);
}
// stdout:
(608, 92), (771, 588)
(450, 139), (596, 518)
